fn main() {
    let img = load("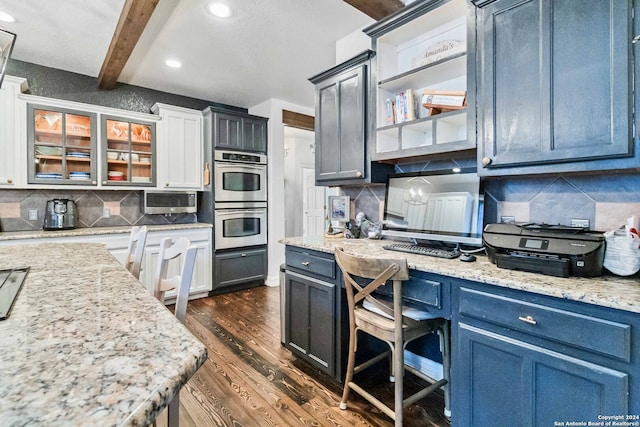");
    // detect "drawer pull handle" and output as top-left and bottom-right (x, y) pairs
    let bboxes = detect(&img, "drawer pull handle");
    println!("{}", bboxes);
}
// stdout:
(518, 315), (537, 325)
(301, 261), (310, 266)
